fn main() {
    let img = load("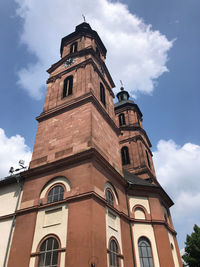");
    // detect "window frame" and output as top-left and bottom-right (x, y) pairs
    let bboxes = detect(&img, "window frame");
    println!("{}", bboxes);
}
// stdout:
(162, 204), (170, 224)
(35, 235), (62, 267)
(109, 238), (120, 267)
(138, 237), (154, 267)
(70, 42), (78, 53)
(96, 47), (100, 57)
(100, 82), (106, 106)
(47, 184), (65, 204)
(62, 75), (73, 98)
(118, 113), (126, 126)
(106, 189), (114, 207)
(145, 150), (151, 169)
(121, 146), (130, 165)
